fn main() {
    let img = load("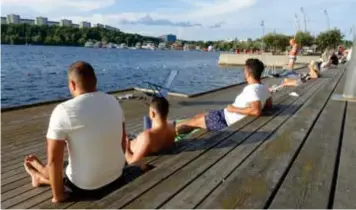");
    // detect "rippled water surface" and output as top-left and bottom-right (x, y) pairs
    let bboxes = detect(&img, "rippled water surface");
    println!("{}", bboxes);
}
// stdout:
(1, 45), (244, 108)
